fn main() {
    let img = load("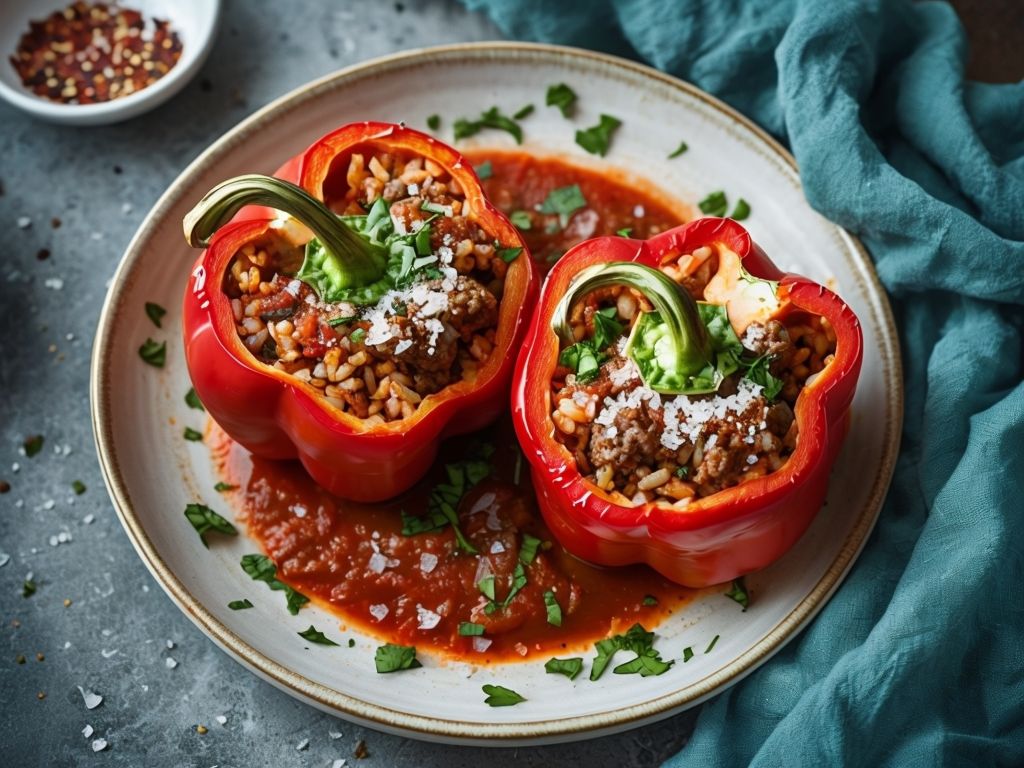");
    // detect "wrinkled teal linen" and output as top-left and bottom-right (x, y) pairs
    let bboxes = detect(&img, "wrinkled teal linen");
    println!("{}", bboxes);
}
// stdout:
(465, 1), (1024, 764)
